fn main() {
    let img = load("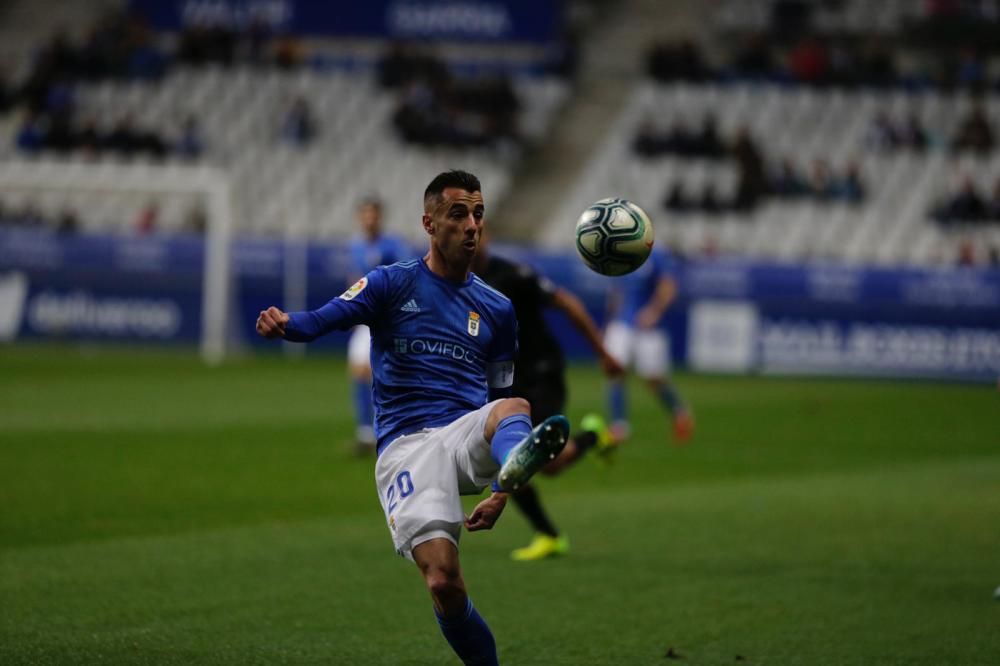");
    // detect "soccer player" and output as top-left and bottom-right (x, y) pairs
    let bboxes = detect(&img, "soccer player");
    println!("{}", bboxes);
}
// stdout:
(346, 197), (411, 453)
(605, 245), (694, 442)
(256, 170), (568, 665)
(474, 234), (625, 561)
